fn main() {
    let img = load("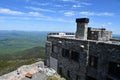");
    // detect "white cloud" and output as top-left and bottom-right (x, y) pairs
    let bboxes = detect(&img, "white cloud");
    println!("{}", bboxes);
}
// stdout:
(35, 16), (73, 23)
(79, 11), (114, 16)
(0, 8), (43, 17)
(61, 0), (76, 3)
(28, 12), (40, 16)
(32, 2), (50, 6)
(107, 22), (112, 25)
(62, 0), (73, 1)
(0, 14), (74, 23)
(72, 2), (92, 8)
(81, 2), (92, 6)
(26, 6), (55, 12)
(54, 4), (63, 7)
(0, 8), (24, 15)
(64, 11), (74, 16)
(73, 4), (83, 8)
(101, 22), (112, 27)
(62, 0), (92, 7)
